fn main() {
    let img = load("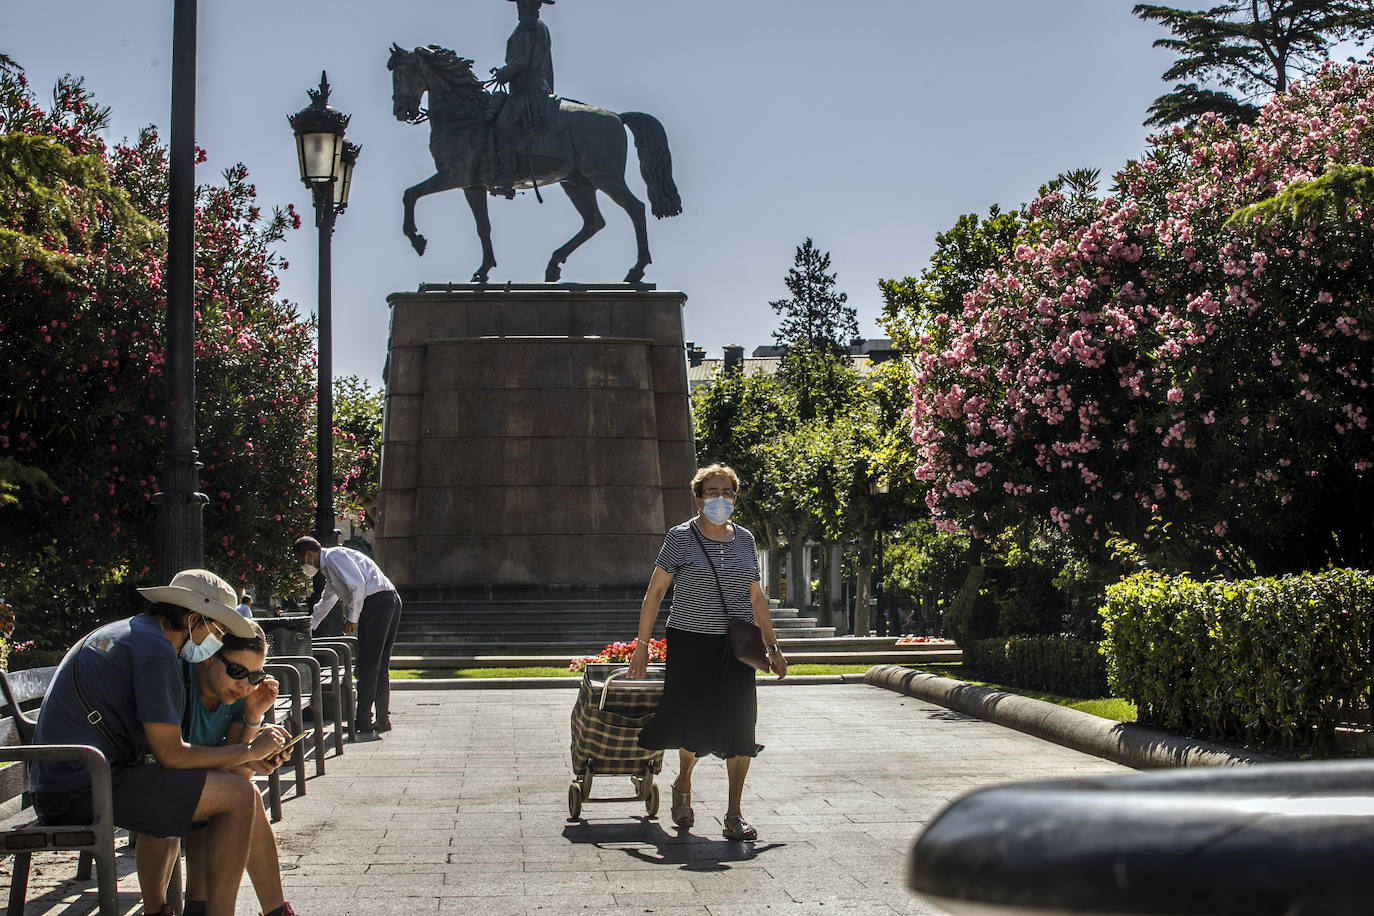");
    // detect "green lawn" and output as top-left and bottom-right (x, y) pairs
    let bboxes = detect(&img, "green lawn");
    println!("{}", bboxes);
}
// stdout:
(389, 661), (1137, 723)
(393, 664), (880, 680)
